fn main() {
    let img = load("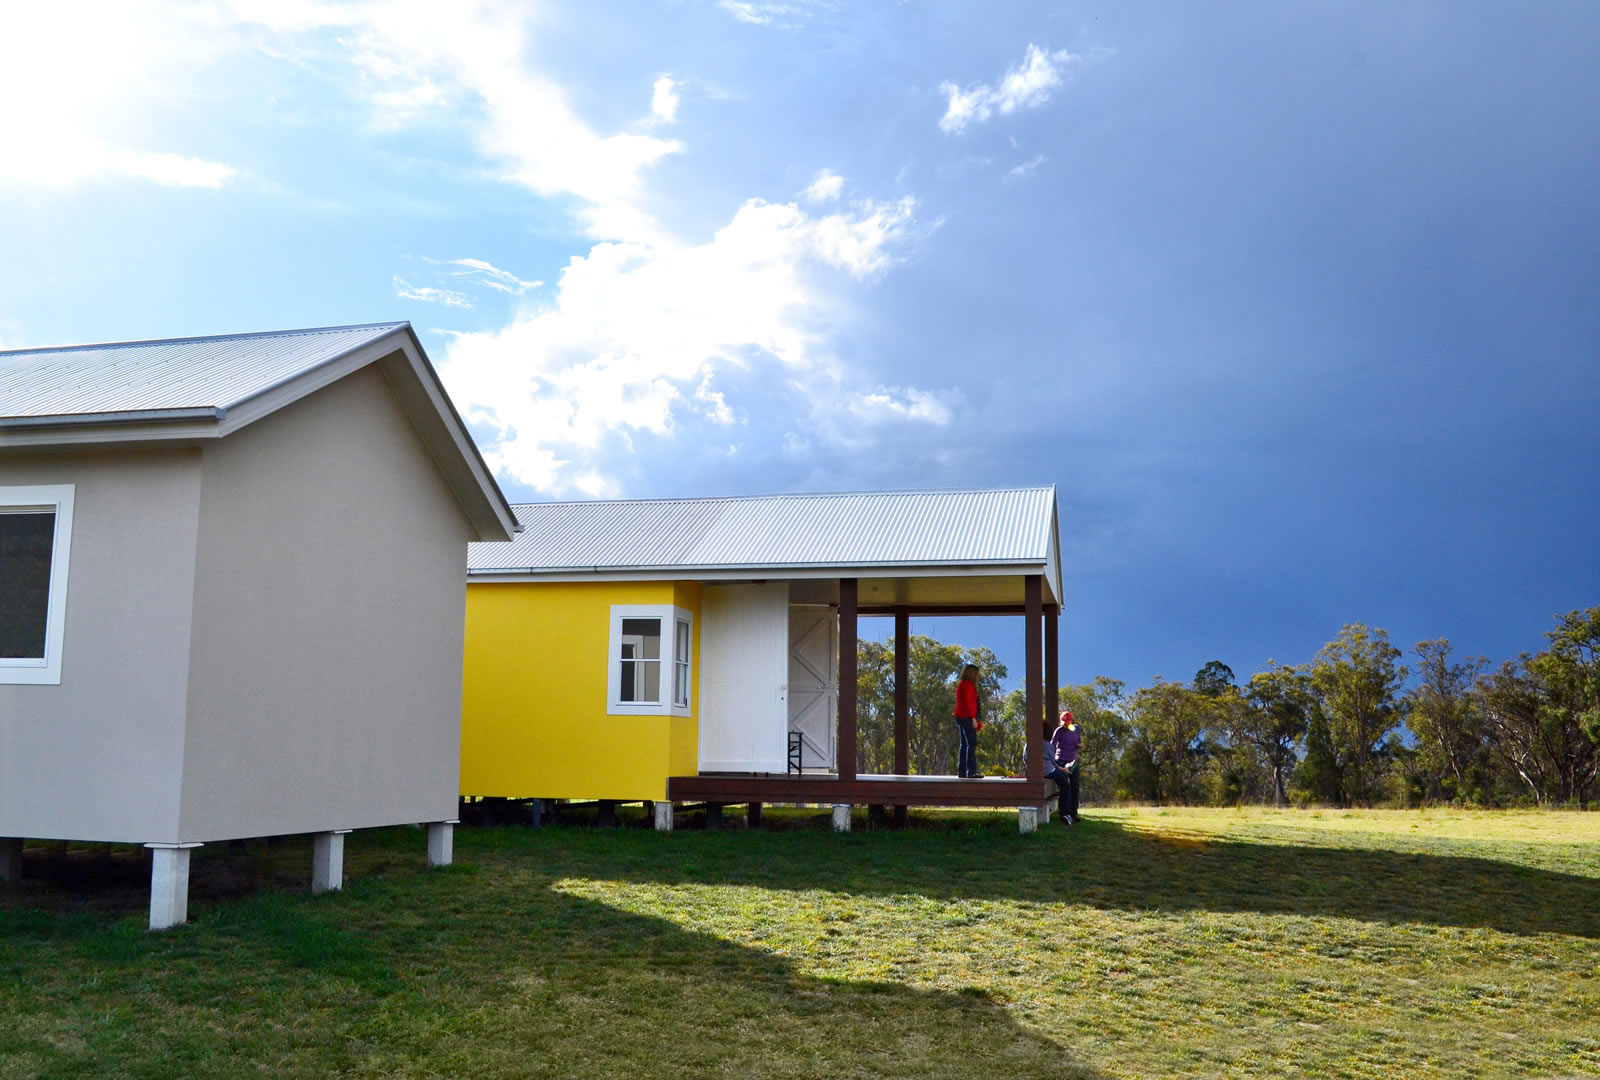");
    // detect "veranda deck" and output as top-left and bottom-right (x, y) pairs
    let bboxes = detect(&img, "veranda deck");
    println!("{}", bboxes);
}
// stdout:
(668, 772), (1055, 809)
